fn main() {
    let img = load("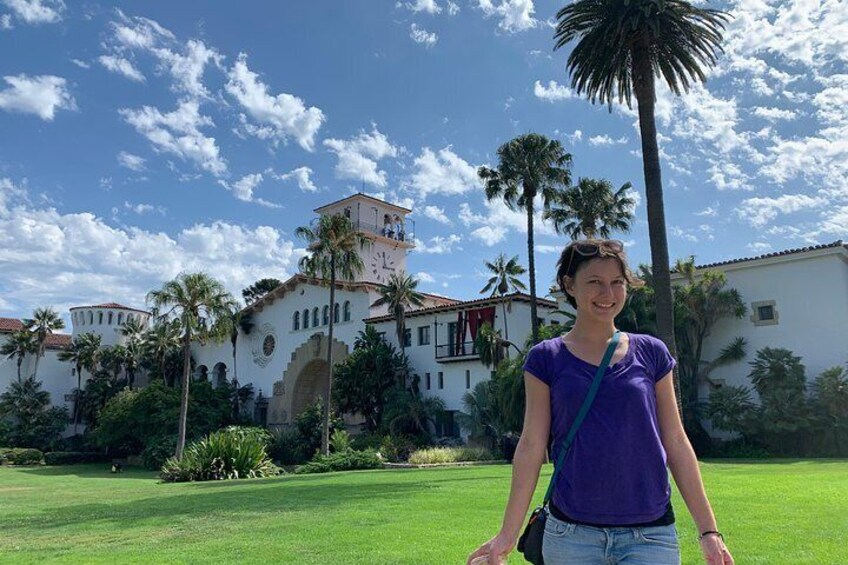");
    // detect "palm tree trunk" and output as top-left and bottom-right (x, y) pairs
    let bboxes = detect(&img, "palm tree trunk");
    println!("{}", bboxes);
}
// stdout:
(175, 331), (192, 459)
(502, 299), (509, 357)
(632, 41), (681, 414)
(322, 255), (337, 456)
(526, 202), (539, 344)
(32, 343), (43, 380)
(73, 363), (82, 435)
(16, 357), (22, 383)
